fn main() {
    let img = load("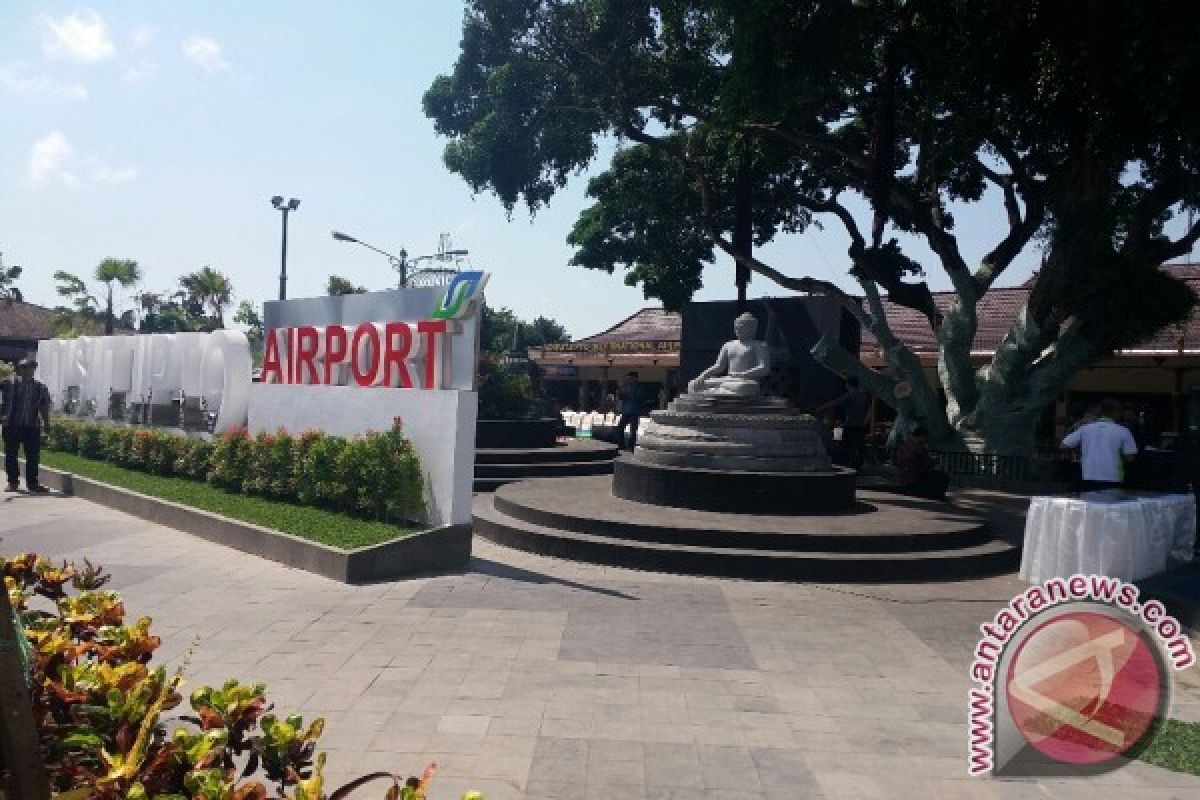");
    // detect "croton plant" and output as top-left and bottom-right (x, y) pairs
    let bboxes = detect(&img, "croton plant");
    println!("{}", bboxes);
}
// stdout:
(1, 554), (481, 800)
